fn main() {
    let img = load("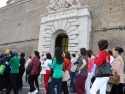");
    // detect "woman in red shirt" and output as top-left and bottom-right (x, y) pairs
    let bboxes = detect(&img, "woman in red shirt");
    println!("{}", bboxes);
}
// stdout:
(62, 52), (72, 94)
(90, 39), (110, 94)
(85, 50), (94, 94)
